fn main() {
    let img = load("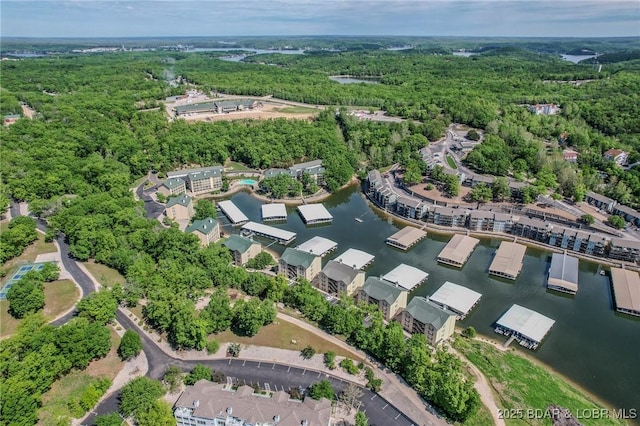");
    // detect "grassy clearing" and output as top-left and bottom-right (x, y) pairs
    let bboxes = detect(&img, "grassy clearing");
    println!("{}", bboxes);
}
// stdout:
(213, 317), (363, 361)
(453, 338), (625, 426)
(446, 154), (458, 169)
(275, 106), (319, 114)
(82, 261), (126, 287)
(1, 279), (79, 337)
(458, 403), (495, 426)
(39, 327), (124, 425)
(224, 160), (252, 171)
(128, 304), (144, 320)
(0, 225), (57, 276)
